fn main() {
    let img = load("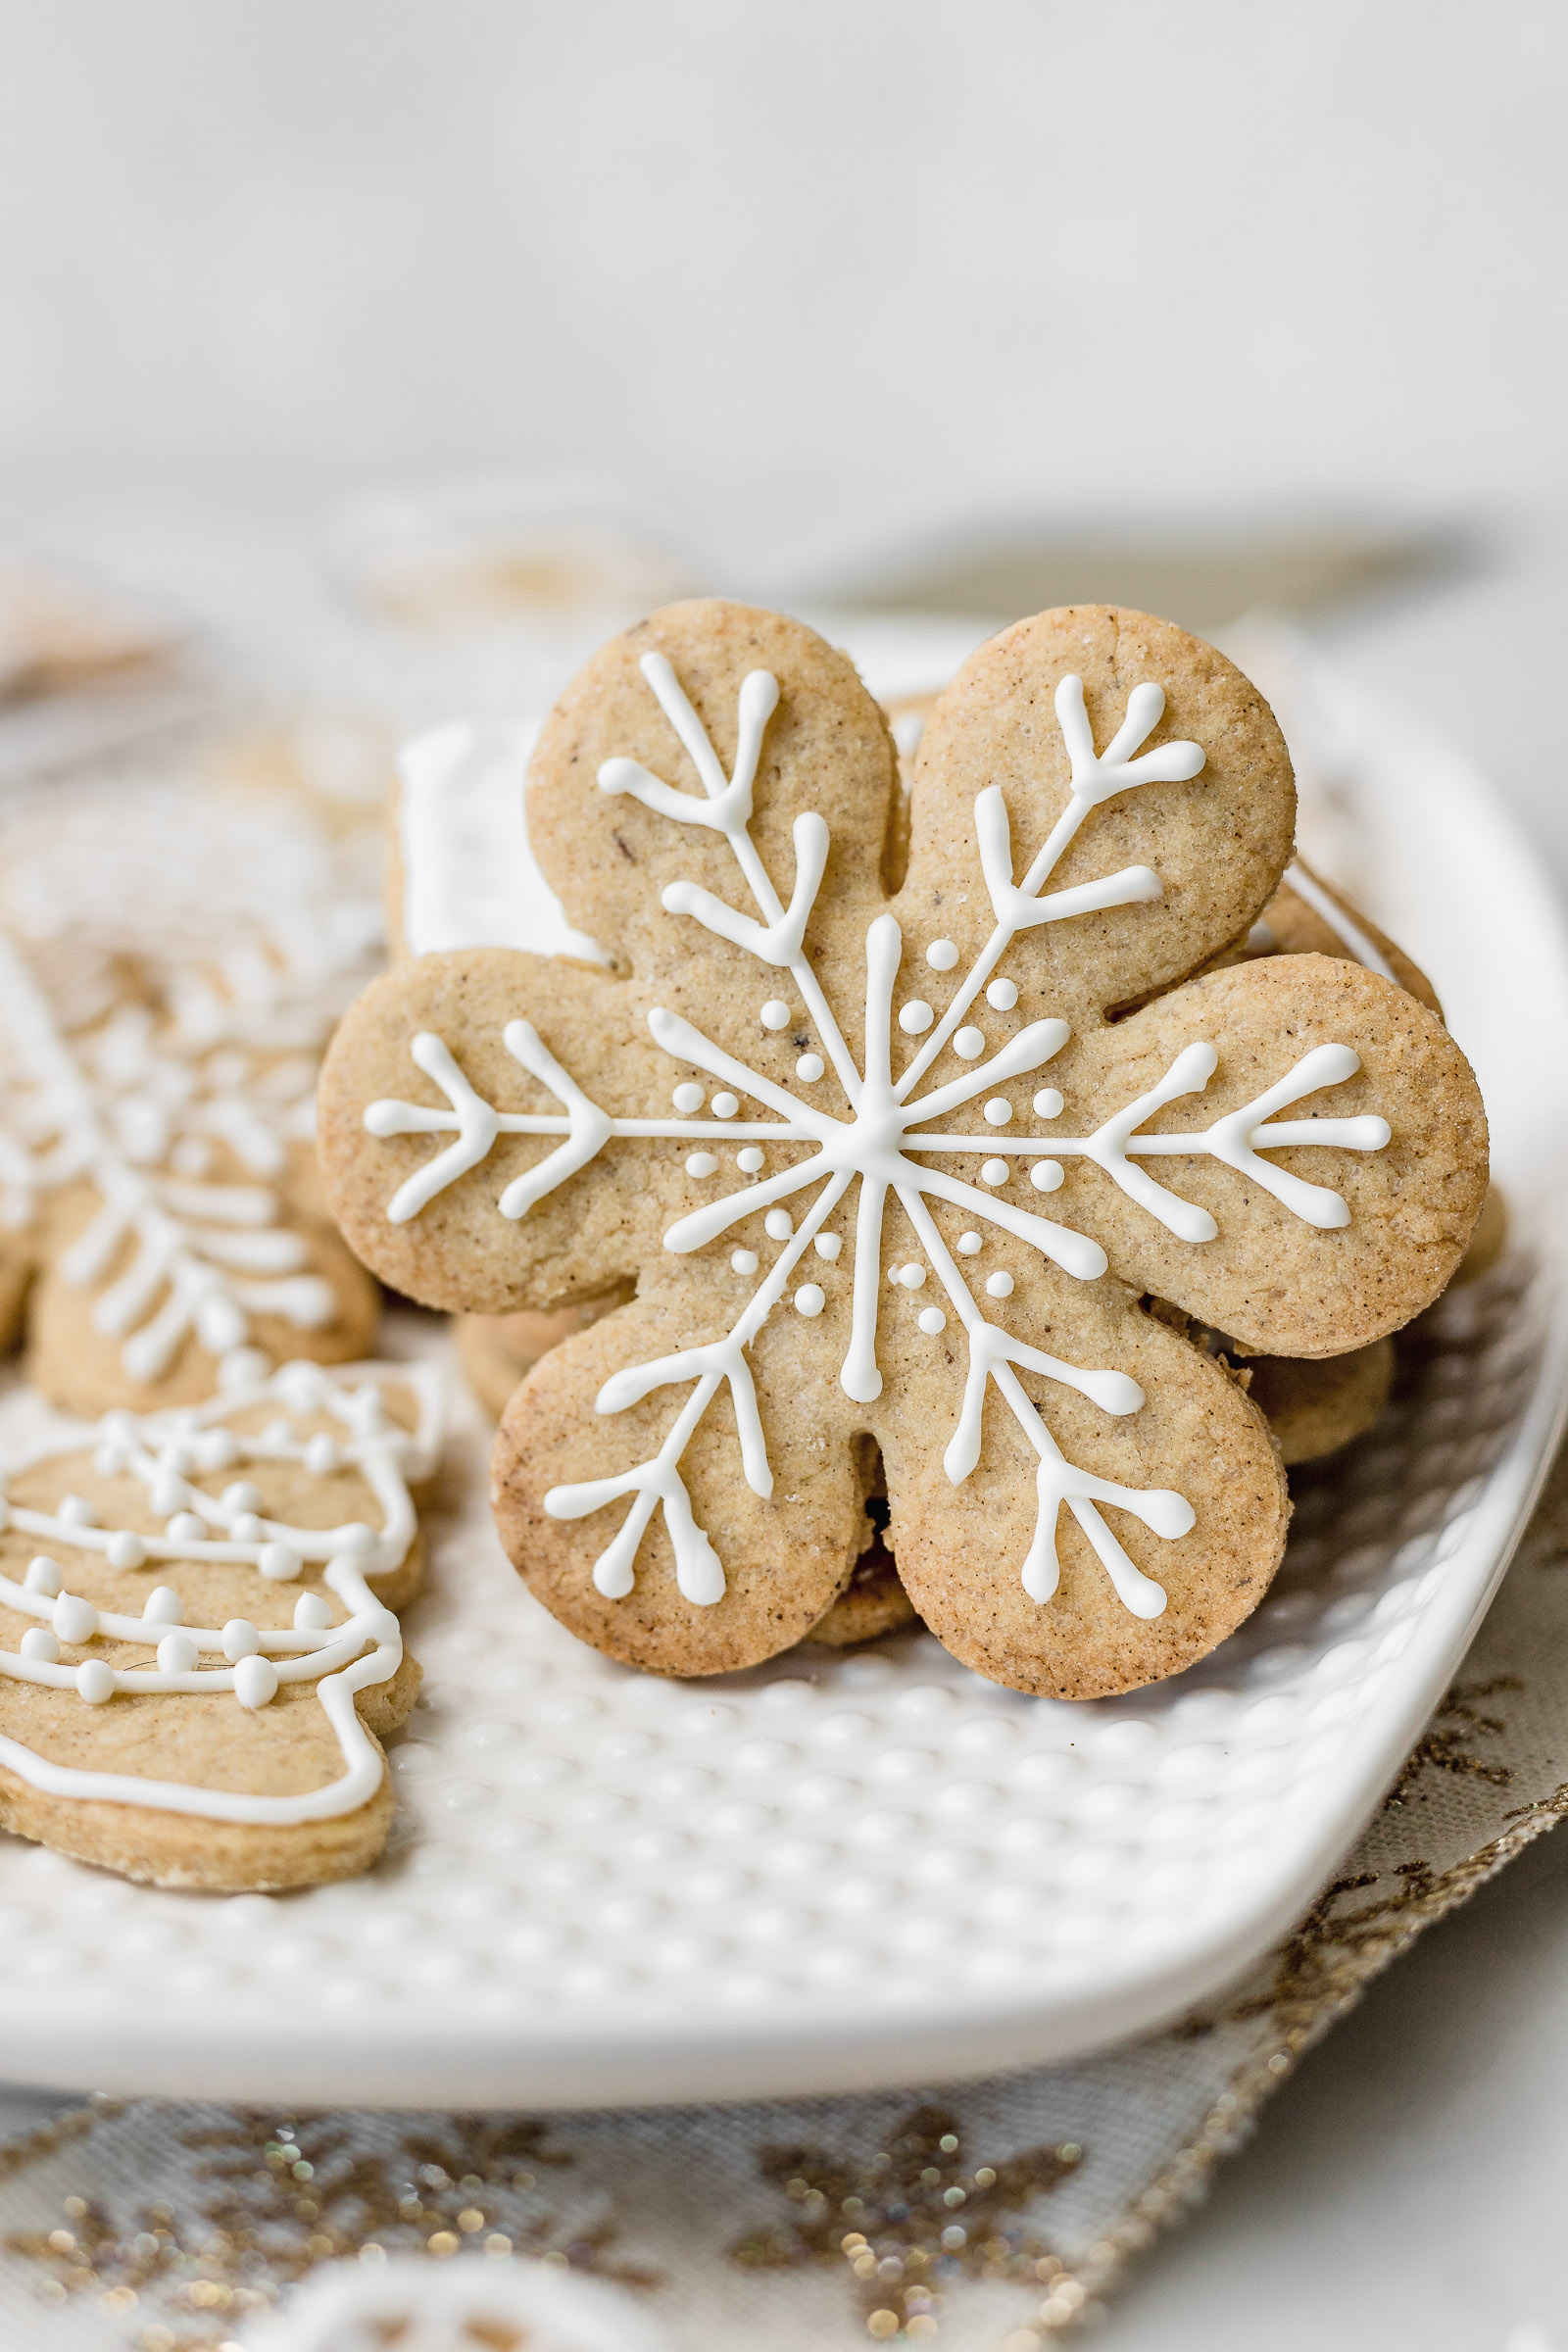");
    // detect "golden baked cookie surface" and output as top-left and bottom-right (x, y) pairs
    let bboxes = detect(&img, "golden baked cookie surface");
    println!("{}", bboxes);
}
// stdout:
(319, 601), (1487, 1697)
